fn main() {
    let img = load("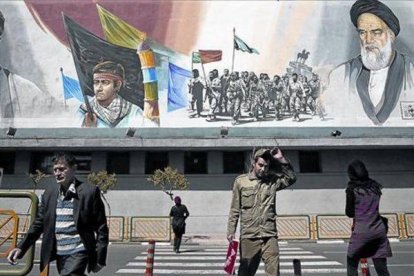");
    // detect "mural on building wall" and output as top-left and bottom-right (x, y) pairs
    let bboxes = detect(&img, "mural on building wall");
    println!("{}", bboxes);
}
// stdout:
(0, 0), (413, 128)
